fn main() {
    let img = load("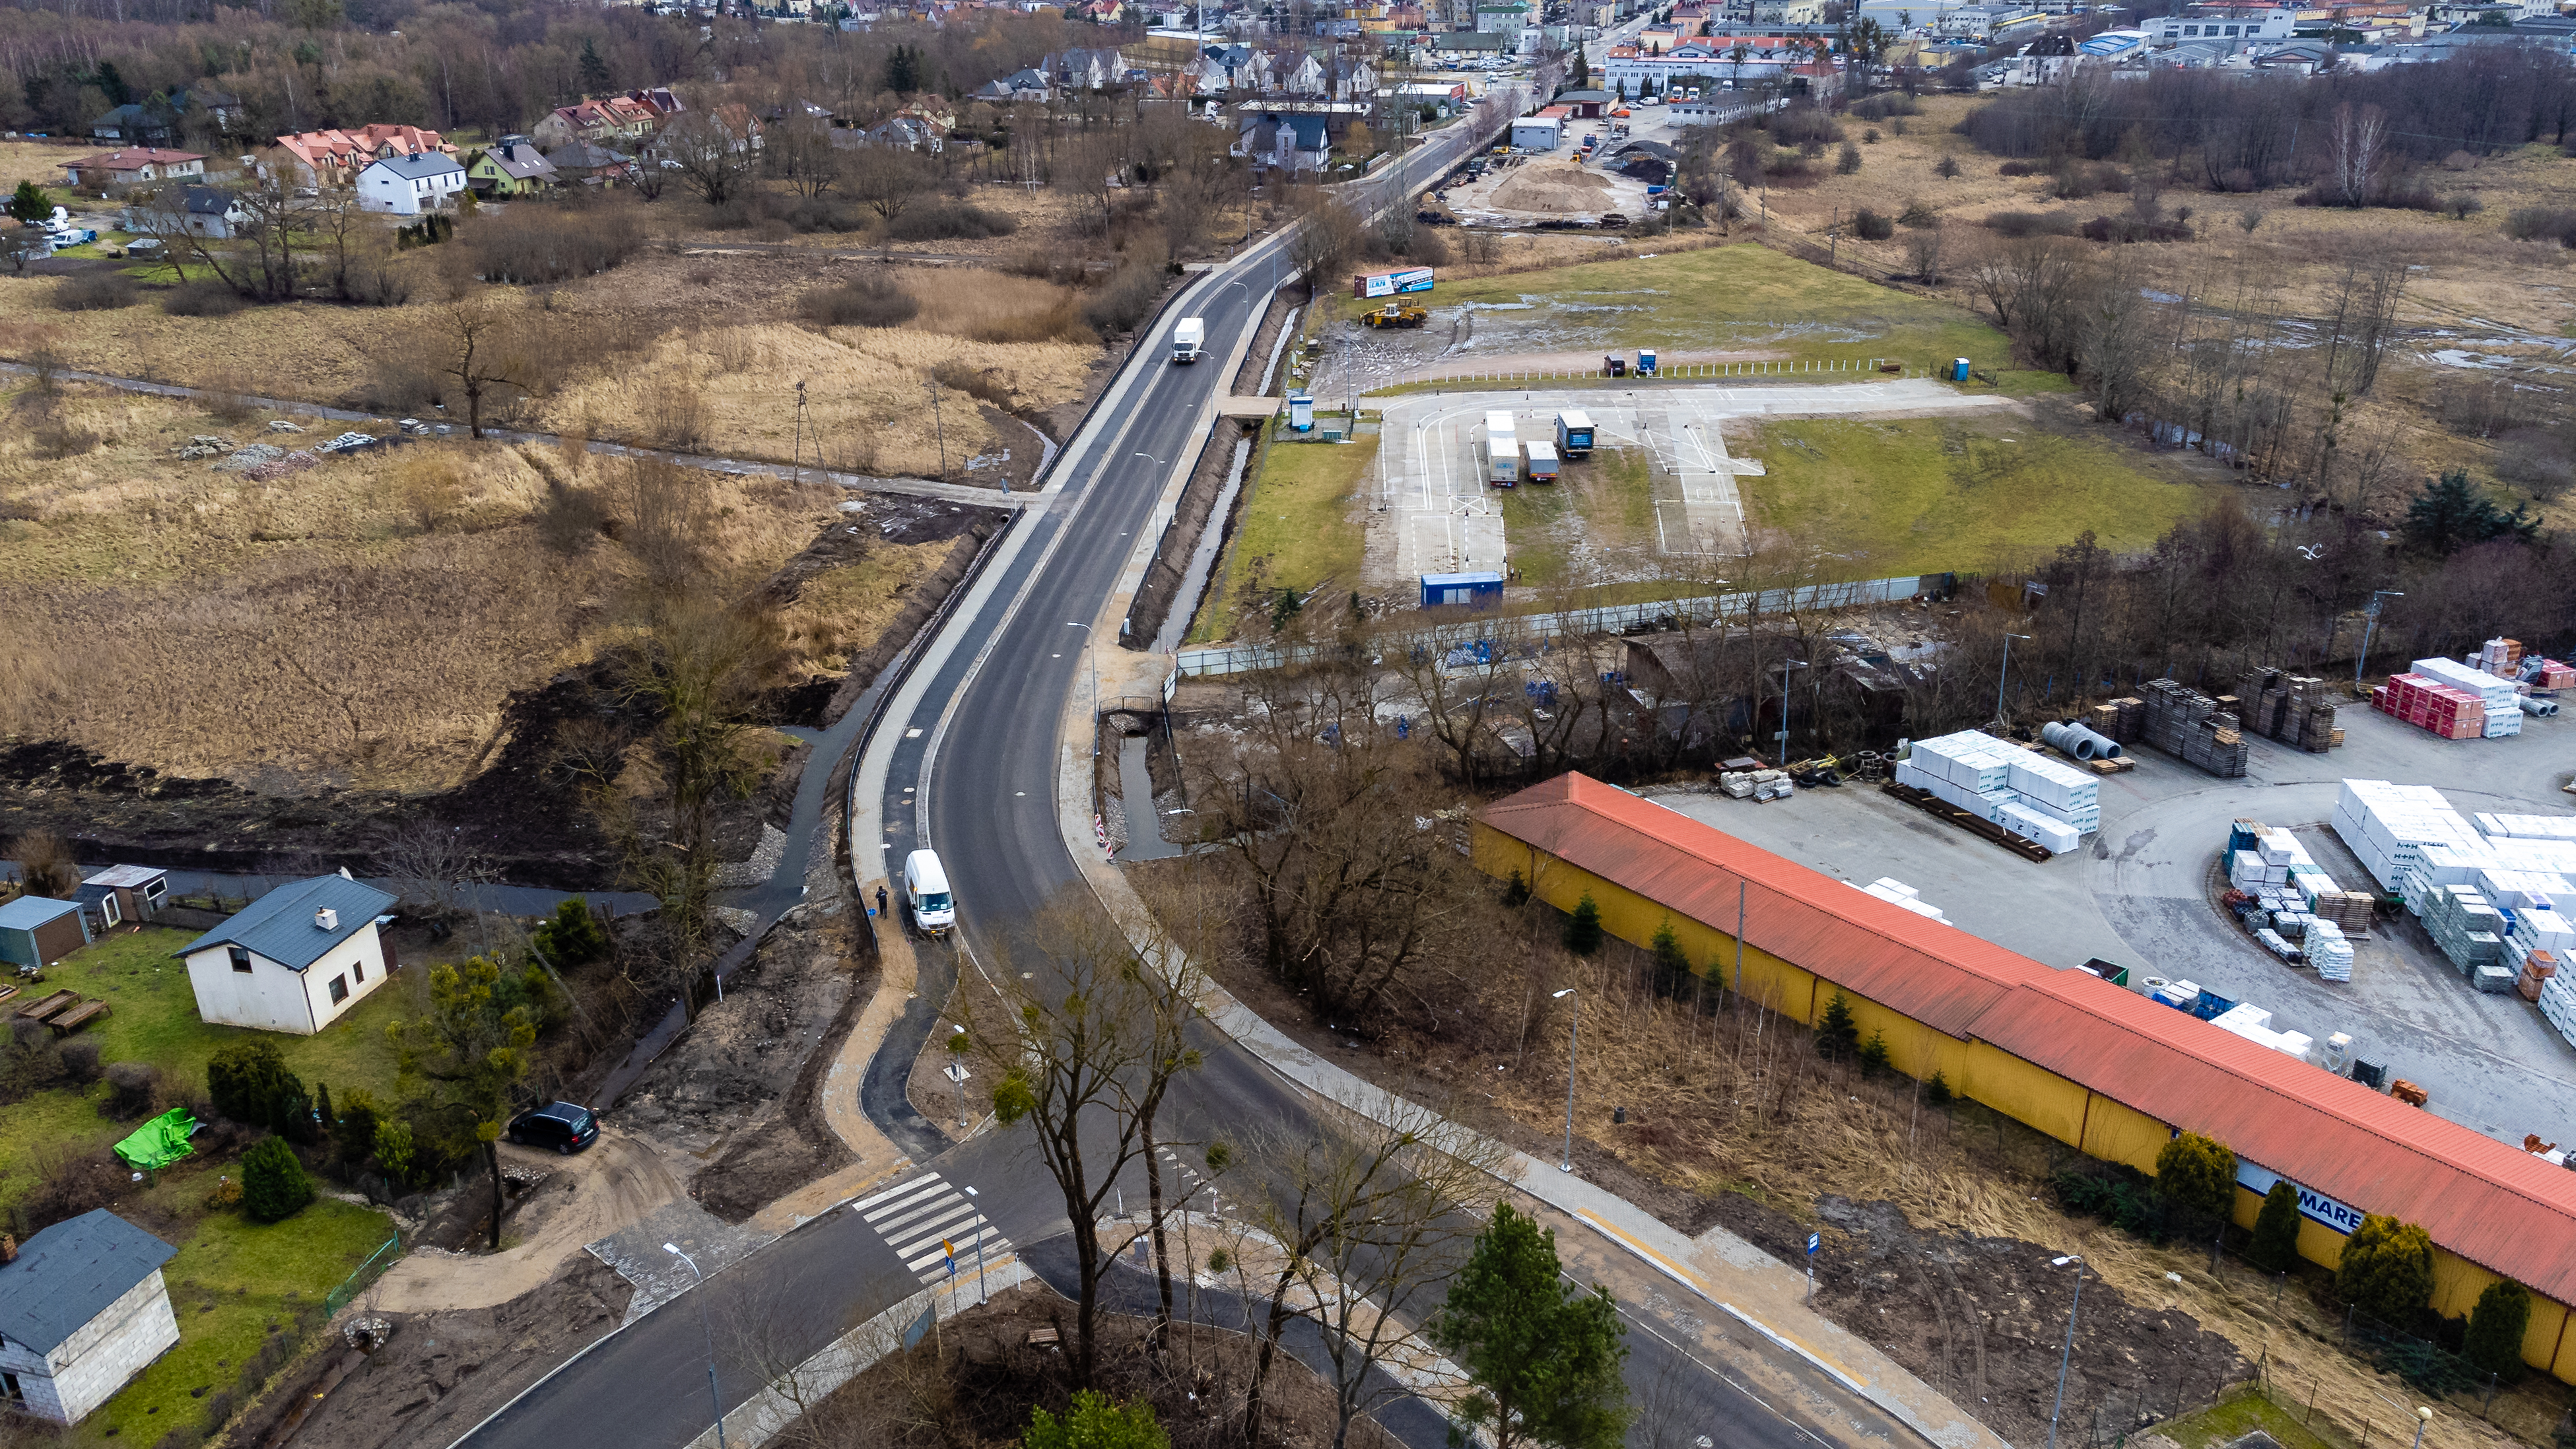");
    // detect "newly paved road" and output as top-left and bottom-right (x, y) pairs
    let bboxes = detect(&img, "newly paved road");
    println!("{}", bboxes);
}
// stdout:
(460, 90), (1895, 1449)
